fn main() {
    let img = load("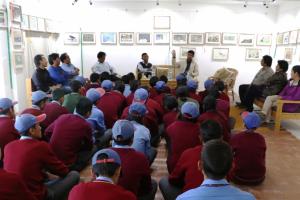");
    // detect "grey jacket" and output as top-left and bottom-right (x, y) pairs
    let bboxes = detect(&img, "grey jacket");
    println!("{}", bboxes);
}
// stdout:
(262, 72), (288, 97)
